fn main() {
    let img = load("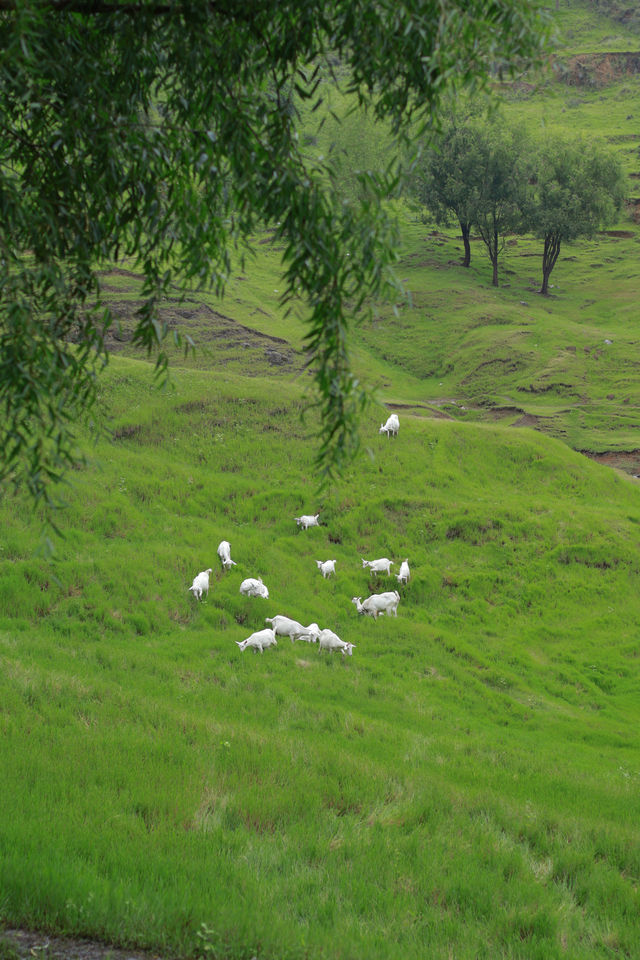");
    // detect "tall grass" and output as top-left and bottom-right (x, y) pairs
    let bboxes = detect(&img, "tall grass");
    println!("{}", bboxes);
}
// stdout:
(1, 359), (639, 959)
